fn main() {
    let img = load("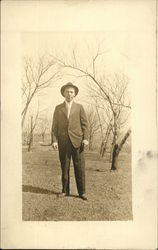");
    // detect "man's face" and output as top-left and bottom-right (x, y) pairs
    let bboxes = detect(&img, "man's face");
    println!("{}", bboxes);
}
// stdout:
(64, 87), (75, 102)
